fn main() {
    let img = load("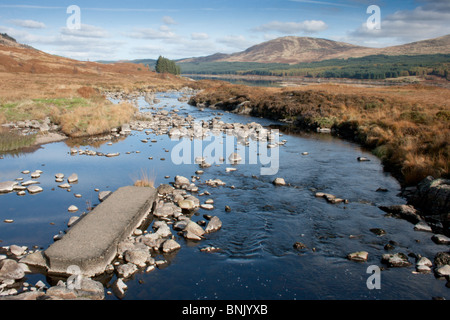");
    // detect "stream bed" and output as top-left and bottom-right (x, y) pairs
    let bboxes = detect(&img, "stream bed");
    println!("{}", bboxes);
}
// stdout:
(0, 91), (448, 300)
